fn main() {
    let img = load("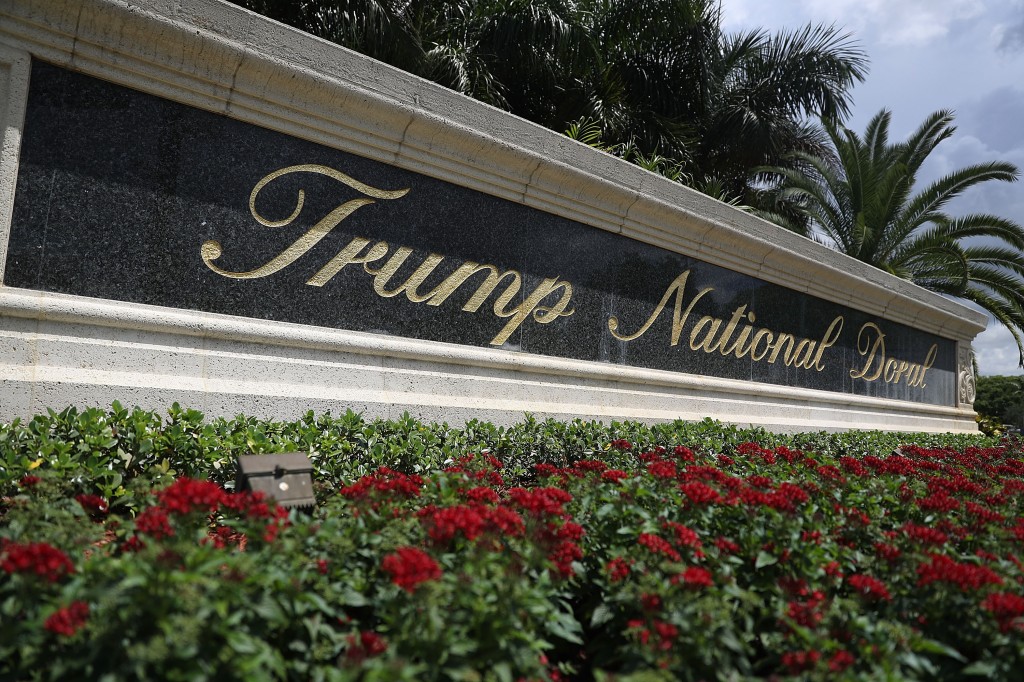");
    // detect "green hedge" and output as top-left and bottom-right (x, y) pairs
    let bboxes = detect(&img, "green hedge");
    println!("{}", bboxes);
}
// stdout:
(0, 403), (997, 510)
